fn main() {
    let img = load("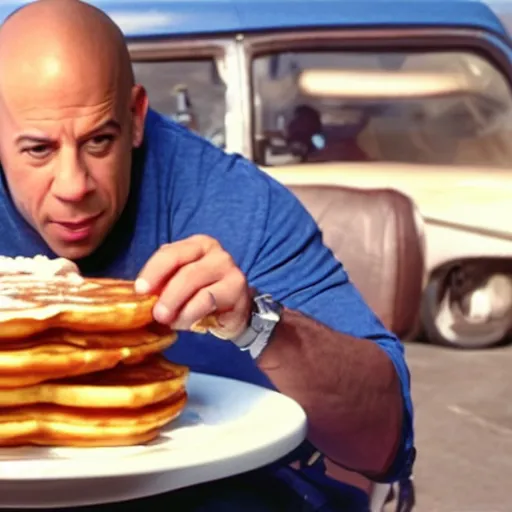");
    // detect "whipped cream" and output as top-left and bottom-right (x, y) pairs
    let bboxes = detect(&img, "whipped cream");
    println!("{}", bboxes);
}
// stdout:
(0, 256), (83, 281)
